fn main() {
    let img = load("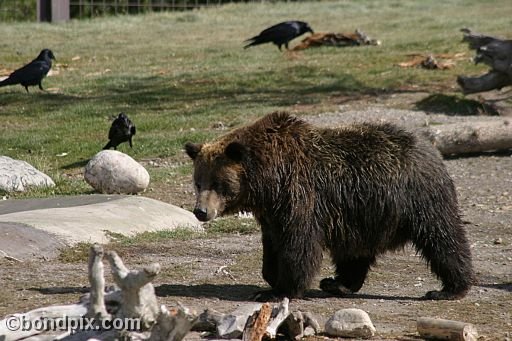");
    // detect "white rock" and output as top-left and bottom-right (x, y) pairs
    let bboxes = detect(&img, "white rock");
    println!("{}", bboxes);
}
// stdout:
(84, 150), (150, 194)
(324, 308), (376, 338)
(0, 156), (55, 192)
